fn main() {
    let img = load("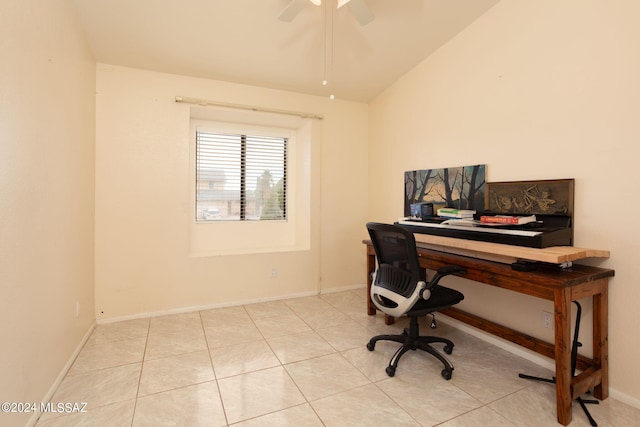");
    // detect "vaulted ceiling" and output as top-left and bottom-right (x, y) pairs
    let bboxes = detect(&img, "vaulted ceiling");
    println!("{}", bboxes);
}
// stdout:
(73, 0), (500, 102)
